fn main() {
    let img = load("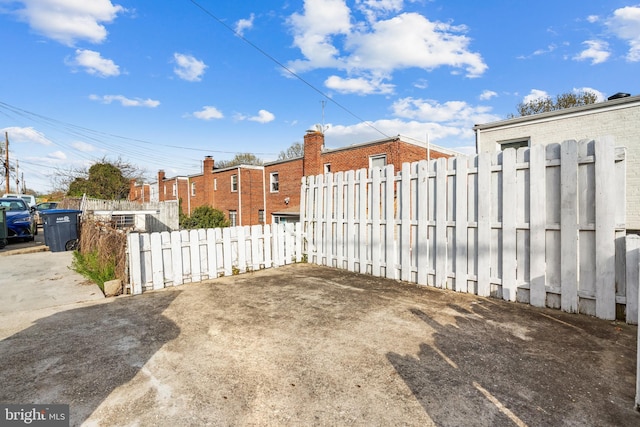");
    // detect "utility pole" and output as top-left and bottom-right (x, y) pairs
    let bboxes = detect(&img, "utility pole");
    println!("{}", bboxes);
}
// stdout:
(15, 159), (19, 193)
(4, 132), (9, 195)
